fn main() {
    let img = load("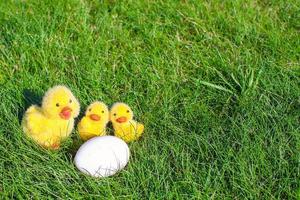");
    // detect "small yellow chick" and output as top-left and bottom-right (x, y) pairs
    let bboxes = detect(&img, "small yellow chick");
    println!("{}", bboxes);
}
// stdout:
(110, 102), (144, 143)
(22, 85), (80, 149)
(77, 101), (109, 141)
